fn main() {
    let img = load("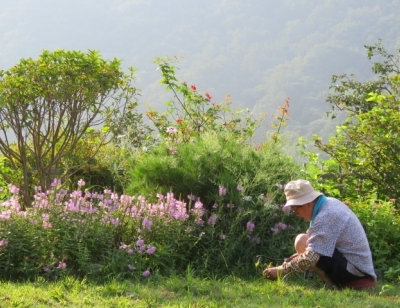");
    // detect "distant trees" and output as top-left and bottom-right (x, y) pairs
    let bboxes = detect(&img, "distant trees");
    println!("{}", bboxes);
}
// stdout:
(315, 41), (400, 203)
(0, 50), (137, 208)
